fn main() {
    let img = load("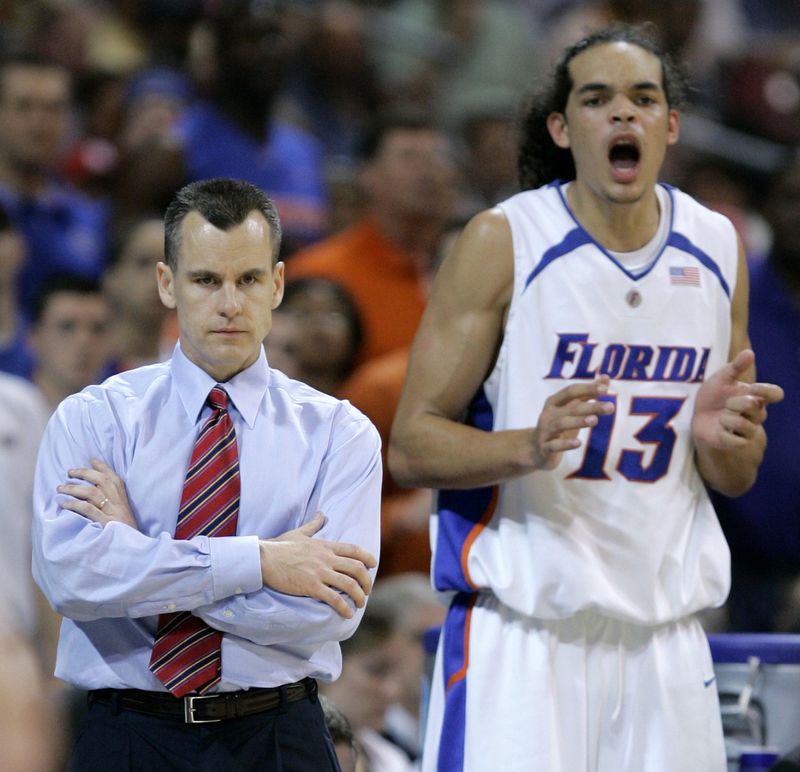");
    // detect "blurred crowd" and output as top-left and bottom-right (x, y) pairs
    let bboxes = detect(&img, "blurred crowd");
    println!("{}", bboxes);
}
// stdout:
(0, 0), (799, 769)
